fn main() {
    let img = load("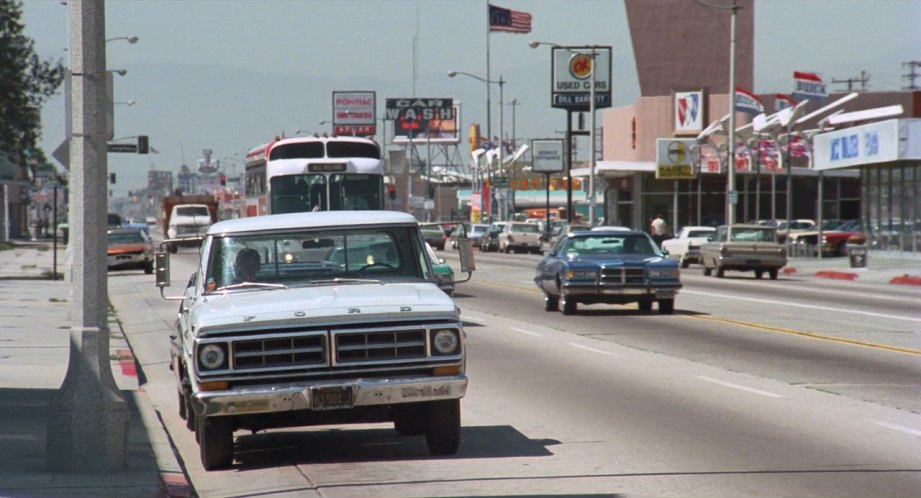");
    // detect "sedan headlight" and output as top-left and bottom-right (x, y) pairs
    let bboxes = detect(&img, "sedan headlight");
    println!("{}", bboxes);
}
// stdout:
(198, 343), (228, 370)
(431, 329), (461, 355)
(564, 268), (597, 280)
(648, 267), (680, 279)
